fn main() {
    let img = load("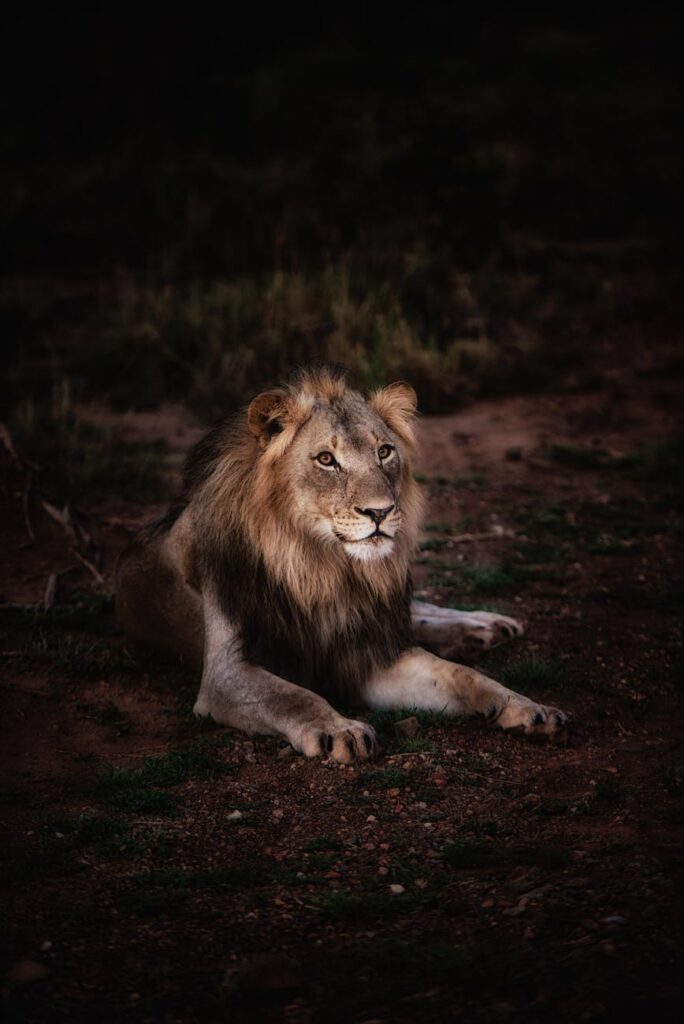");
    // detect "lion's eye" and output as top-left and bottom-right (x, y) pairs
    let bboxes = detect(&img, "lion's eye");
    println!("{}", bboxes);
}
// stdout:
(378, 444), (394, 461)
(315, 451), (336, 467)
